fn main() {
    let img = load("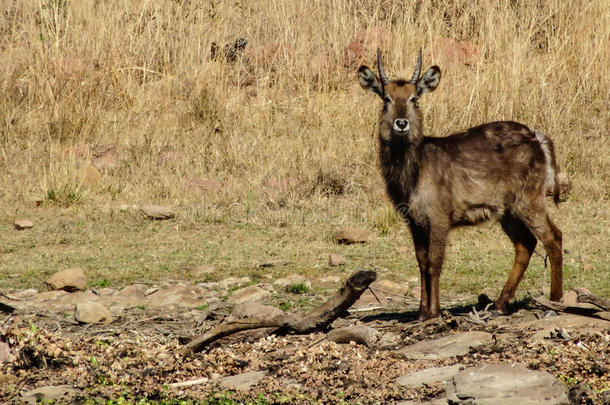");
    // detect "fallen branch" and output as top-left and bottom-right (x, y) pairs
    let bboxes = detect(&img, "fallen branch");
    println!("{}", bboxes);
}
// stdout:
(572, 287), (610, 311)
(185, 270), (377, 353)
(532, 296), (601, 318)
